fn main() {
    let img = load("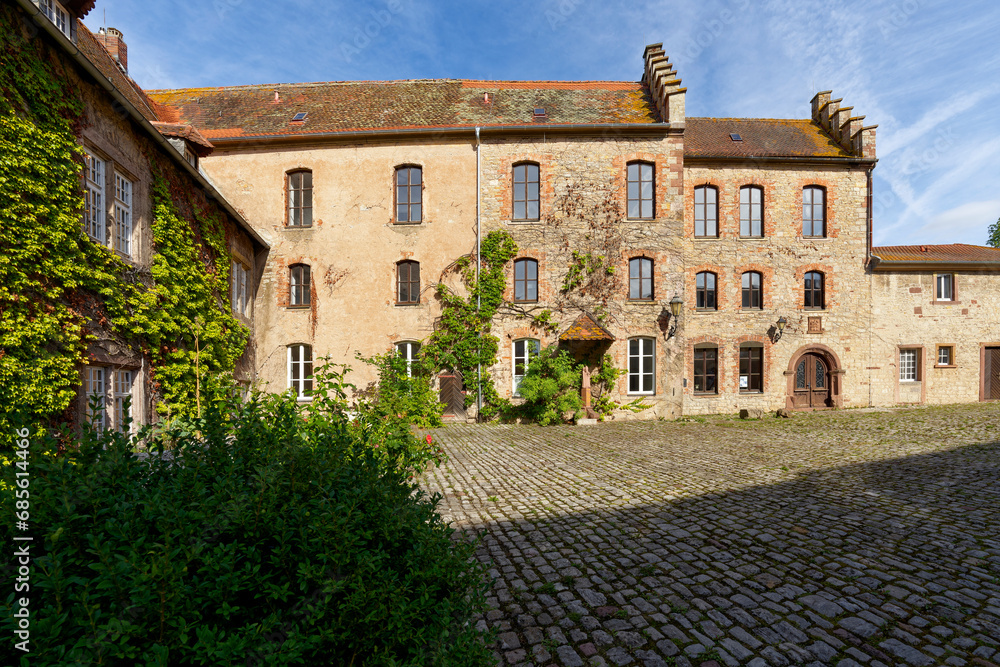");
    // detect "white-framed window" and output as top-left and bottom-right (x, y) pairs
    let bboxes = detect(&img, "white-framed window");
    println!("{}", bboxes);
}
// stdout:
(85, 366), (107, 430)
(937, 346), (953, 366)
(84, 151), (105, 243)
(287, 344), (313, 399)
(231, 260), (249, 317)
(899, 349), (919, 382)
(114, 172), (133, 256)
(41, 0), (71, 38)
(113, 369), (134, 434)
(628, 337), (655, 395)
(512, 338), (540, 396)
(396, 341), (420, 377)
(936, 274), (953, 301)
